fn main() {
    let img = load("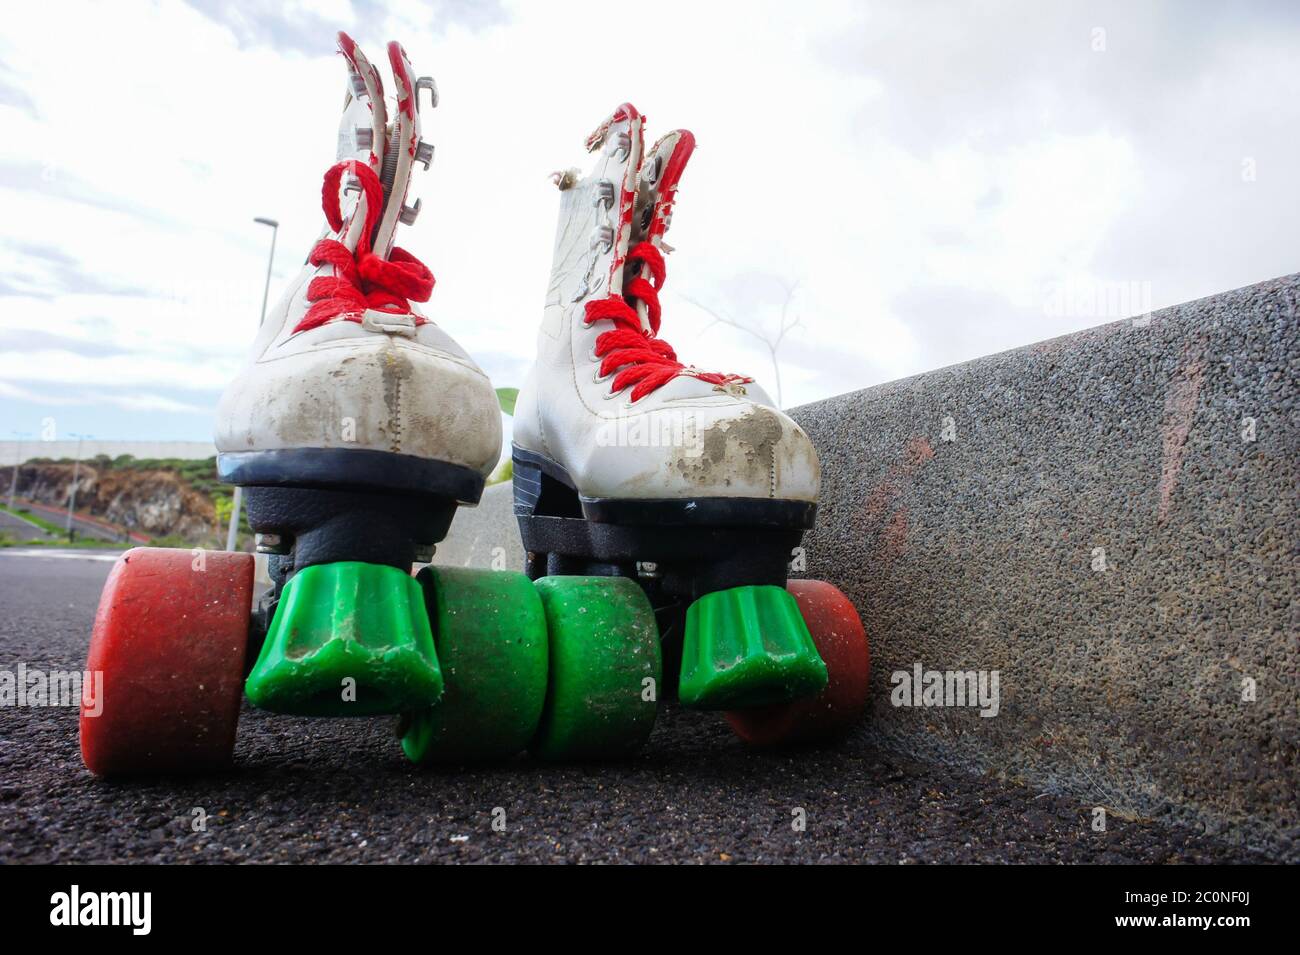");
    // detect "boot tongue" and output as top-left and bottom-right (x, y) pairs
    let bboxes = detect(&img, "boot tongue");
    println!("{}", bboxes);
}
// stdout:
(336, 32), (387, 171)
(628, 130), (695, 331)
(579, 104), (643, 315)
(636, 130), (695, 248)
(371, 41), (435, 261)
(333, 33), (387, 255)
